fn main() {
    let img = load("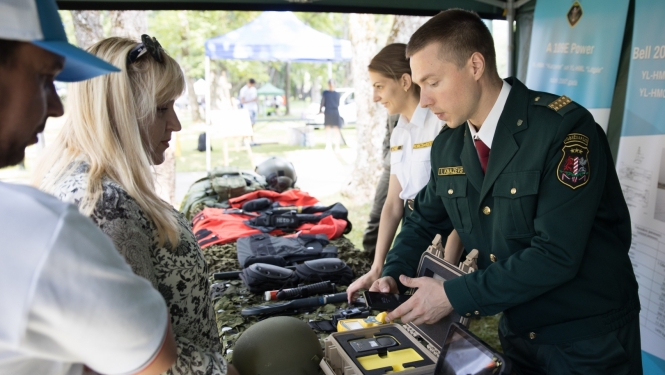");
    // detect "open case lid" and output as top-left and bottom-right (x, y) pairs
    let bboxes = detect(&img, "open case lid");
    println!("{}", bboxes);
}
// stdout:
(406, 250), (468, 354)
(434, 322), (511, 375)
